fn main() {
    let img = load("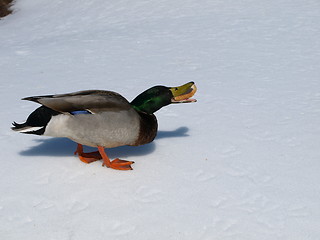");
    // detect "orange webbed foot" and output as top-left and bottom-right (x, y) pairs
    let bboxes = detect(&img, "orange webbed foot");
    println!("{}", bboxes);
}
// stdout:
(74, 144), (102, 164)
(98, 146), (134, 170)
(103, 158), (135, 170)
